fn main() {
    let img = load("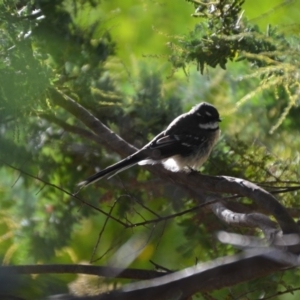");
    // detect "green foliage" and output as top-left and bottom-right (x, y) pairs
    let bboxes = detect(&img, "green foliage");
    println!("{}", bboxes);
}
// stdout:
(0, 6), (50, 122)
(180, 0), (246, 72)
(171, 0), (300, 103)
(0, 0), (300, 298)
